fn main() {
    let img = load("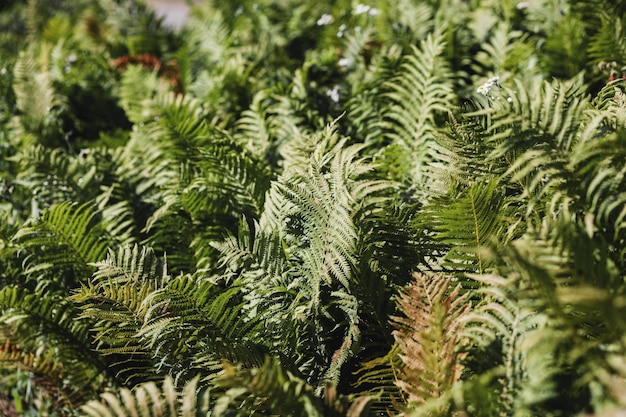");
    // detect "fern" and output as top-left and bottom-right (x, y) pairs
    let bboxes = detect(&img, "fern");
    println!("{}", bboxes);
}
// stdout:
(354, 343), (405, 415)
(378, 31), (455, 184)
(70, 245), (166, 385)
(213, 356), (373, 417)
(138, 273), (267, 382)
(0, 286), (109, 407)
(425, 178), (509, 274)
(391, 273), (471, 414)
(81, 375), (210, 417)
(587, 14), (626, 75)
(461, 273), (558, 416)
(12, 201), (111, 291)
(462, 75), (589, 222)
(11, 47), (69, 148)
